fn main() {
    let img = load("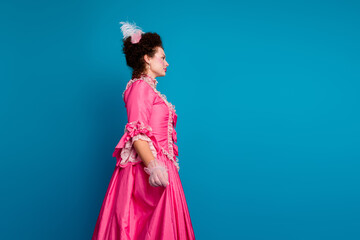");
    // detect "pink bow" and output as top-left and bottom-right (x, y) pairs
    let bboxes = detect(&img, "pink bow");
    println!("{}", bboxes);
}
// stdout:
(131, 31), (142, 44)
